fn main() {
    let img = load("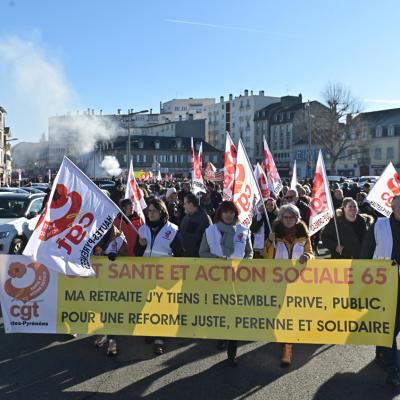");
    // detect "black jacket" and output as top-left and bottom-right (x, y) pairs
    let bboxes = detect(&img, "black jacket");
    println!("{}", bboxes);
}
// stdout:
(322, 211), (373, 259)
(179, 208), (212, 257)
